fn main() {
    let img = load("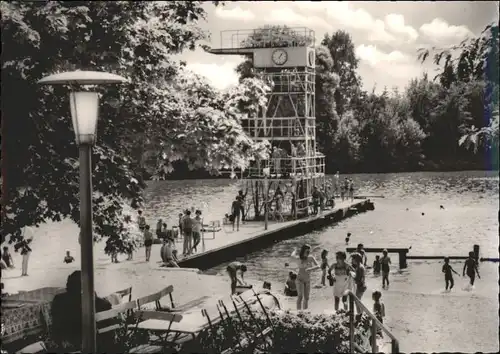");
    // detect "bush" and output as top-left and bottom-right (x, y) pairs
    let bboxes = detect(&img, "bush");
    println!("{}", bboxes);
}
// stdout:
(180, 309), (372, 354)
